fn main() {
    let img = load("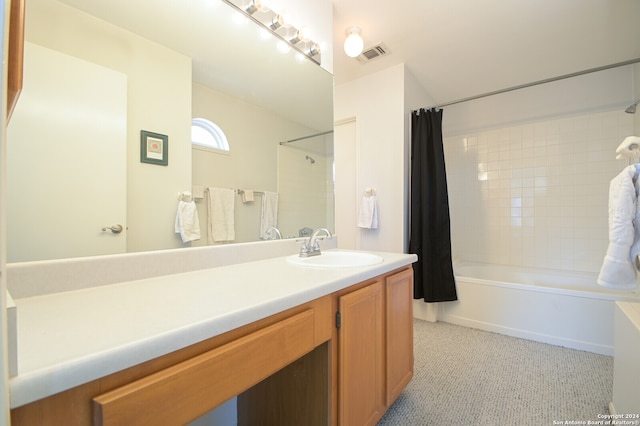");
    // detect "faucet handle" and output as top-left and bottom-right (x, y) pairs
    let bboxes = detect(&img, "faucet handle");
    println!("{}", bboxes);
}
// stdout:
(299, 239), (311, 256)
